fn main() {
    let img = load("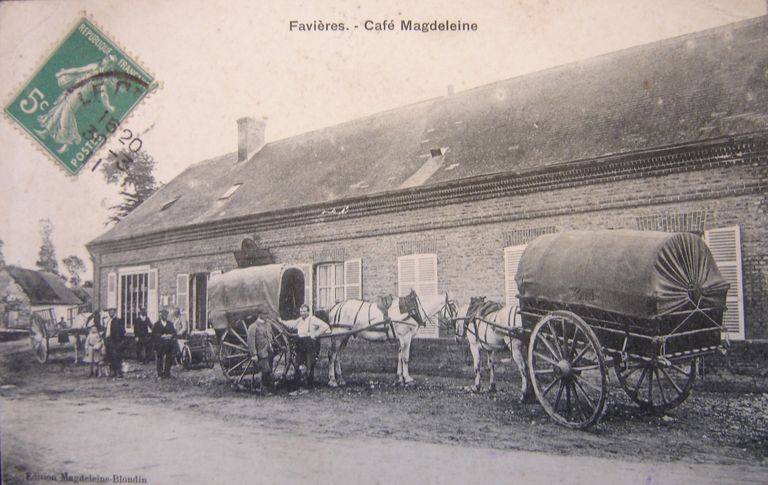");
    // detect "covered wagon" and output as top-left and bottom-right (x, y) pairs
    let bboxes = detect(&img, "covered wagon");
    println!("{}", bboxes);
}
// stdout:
(515, 230), (728, 428)
(208, 264), (305, 389)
